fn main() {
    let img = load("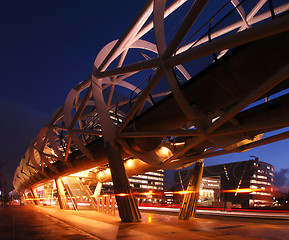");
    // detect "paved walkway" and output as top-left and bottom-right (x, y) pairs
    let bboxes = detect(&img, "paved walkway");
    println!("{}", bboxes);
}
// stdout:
(0, 205), (97, 240)
(1, 205), (289, 240)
